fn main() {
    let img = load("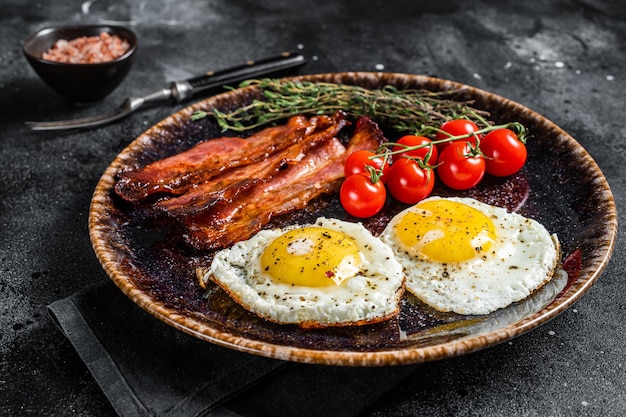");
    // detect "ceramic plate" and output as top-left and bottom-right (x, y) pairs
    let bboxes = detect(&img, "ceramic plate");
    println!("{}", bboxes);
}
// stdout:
(89, 73), (617, 366)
